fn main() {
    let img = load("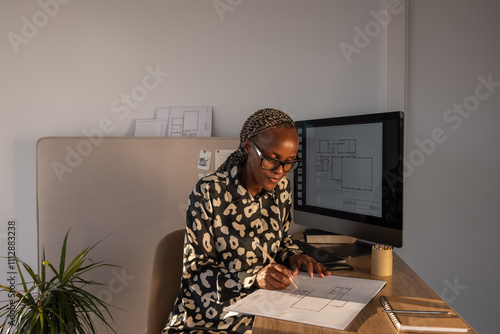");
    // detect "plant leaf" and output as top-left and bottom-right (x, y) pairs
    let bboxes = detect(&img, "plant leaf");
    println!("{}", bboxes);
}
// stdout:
(59, 229), (70, 279)
(0, 229), (117, 333)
